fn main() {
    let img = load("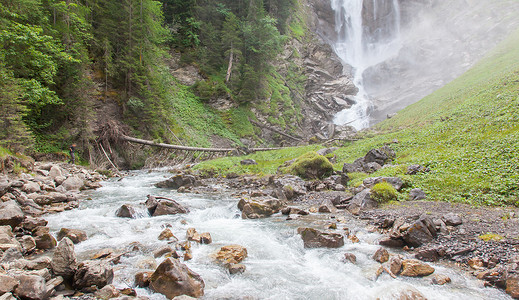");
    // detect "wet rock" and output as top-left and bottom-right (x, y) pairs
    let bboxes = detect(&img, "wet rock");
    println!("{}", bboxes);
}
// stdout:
(33, 227), (57, 250)
(155, 174), (198, 190)
(200, 232), (212, 244)
(298, 227), (344, 248)
(158, 228), (176, 241)
(349, 234), (360, 243)
(240, 159), (258, 165)
(343, 253), (357, 264)
(57, 228), (87, 244)
(442, 213), (462, 226)
(183, 250), (193, 261)
(281, 207), (309, 215)
(149, 258), (205, 299)
(115, 204), (137, 218)
(409, 188), (426, 200)
(186, 228), (200, 242)
(318, 204), (332, 213)
(431, 274), (451, 285)
(402, 215), (437, 248)
(415, 247), (439, 262)
(215, 245), (248, 265)
(238, 197), (283, 219)
(61, 176), (84, 191)
(94, 284), (120, 300)
(135, 271), (153, 288)
(13, 274), (47, 300)
(468, 258), (484, 270)
(51, 237), (77, 279)
(378, 286), (427, 300)
(373, 248), (389, 263)
(228, 263), (246, 274)
(400, 259), (435, 277)
(0, 274), (19, 295)
(73, 260), (114, 290)
(347, 189), (377, 214)
(0, 201), (24, 229)
(154, 246), (175, 258)
(153, 199), (189, 217)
